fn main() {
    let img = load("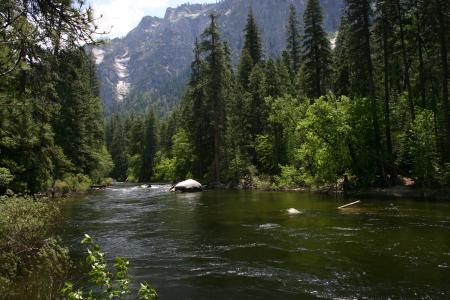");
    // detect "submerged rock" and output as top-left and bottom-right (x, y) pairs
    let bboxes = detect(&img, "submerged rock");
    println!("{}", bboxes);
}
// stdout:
(171, 179), (202, 193)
